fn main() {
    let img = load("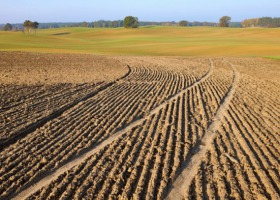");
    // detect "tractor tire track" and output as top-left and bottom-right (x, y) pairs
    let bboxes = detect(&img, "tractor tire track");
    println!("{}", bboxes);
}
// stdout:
(165, 60), (239, 200)
(11, 60), (214, 200)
